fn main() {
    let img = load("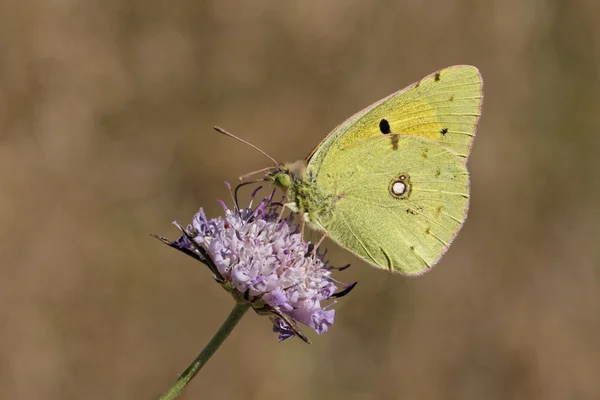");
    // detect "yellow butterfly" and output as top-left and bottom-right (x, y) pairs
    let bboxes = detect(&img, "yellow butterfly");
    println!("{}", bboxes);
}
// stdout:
(226, 65), (483, 275)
